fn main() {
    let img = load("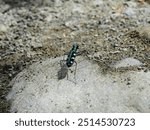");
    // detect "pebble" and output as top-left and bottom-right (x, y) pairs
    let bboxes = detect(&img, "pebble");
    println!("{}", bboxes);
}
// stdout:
(0, 24), (8, 34)
(72, 4), (84, 14)
(55, 0), (63, 7)
(1, 4), (10, 13)
(124, 1), (137, 8)
(45, 14), (53, 22)
(110, 13), (121, 21)
(92, 0), (103, 7)
(123, 8), (136, 17)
